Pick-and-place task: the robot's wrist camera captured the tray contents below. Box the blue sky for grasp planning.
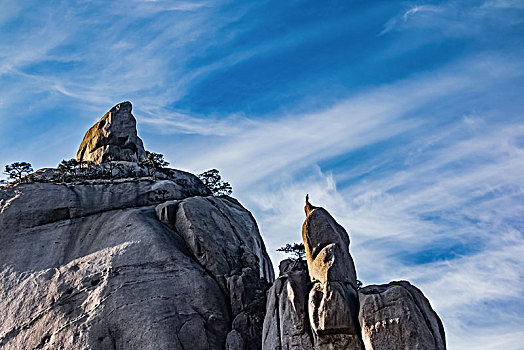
[1,0,523,348]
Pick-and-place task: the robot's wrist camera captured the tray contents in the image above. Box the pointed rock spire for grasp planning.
[304,194,318,217]
[76,101,146,164]
[301,198,362,349]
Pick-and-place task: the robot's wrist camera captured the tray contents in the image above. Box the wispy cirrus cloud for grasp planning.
[380,4,443,36]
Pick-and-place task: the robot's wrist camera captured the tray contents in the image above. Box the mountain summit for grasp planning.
[76,101,146,164]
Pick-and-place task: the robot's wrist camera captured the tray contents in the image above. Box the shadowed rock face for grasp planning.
[76,101,146,164]
[262,259,313,350]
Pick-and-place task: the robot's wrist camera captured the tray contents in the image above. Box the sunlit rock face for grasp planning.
[262,197,446,350]
[76,101,146,164]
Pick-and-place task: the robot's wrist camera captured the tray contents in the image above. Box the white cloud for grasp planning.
[402,5,443,22]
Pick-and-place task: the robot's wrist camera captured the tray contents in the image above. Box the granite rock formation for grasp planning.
[262,259,313,350]
[302,196,363,349]
[359,282,446,350]
[1,101,446,350]
[76,101,146,164]
[0,102,274,350]
[262,196,446,350]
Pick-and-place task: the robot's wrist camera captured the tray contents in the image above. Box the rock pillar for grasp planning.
[302,196,363,350]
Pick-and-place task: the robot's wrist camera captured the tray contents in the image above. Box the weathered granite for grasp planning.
[358,281,446,350]
[262,198,446,350]
[301,197,363,349]
[0,205,230,349]
[156,195,274,349]
[0,170,208,233]
[1,101,278,350]
[262,259,313,350]
[76,101,146,164]
[0,176,273,349]
[302,205,357,286]
[226,330,246,349]
[156,196,274,288]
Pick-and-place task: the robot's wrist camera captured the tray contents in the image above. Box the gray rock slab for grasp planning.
[0,206,229,350]
[262,261,313,350]
[0,173,208,233]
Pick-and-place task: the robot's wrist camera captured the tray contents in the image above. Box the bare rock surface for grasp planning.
[156,195,274,349]
[0,204,229,350]
[301,198,363,350]
[0,170,208,233]
[76,101,146,164]
[1,101,277,350]
[302,205,357,286]
[262,259,313,350]
[358,281,446,350]
[1,175,273,349]
[263,197,445,350]
[157,196,274,286]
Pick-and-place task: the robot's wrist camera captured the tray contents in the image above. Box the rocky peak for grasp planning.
[1,102,275,350]
[76,101,146,164]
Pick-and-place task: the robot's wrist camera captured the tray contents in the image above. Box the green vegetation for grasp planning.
[57,159,79,179]
[198,169,232,196]
[4,162,33,182]
[276,242,306,261]
[138,151,169,176]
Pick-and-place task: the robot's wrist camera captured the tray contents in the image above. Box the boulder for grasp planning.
[226,330,246,349]
[358,281,446,350]
[156,195,274,349]
[76,101,146,164]
[156,195,274,289]
[309,281,360,336]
